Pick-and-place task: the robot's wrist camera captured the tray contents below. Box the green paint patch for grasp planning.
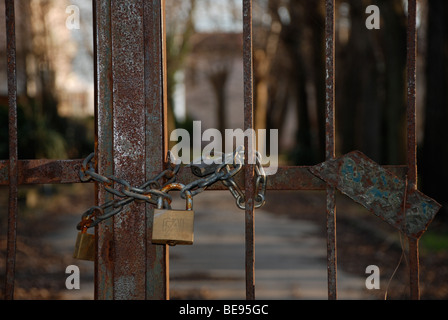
[420,231,448,253]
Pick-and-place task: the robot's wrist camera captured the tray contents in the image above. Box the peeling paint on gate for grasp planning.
[310,151,441,239]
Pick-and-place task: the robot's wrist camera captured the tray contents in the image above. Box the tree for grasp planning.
[207,62,231,135]
[254,0,325,164]
[421,0,448,220]
[166,0,197,133]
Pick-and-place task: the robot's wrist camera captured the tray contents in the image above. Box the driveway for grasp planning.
[169,191,367,299]
[55,190,367,300]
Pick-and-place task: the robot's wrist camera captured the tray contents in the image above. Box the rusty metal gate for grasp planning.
[2,0,440,300]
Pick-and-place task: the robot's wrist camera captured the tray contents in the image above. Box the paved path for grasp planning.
[170,191,366,300]
[54,191,367,300]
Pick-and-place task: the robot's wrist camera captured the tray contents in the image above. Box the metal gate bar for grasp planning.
[143,0,169,300]
[4,0,18,301]
[242,0,256,300]
[0,162,409,200]
[0,161,408,188]
[109,0,147,300]
[324,0,337,300]
[406,0,419,300]
[93,0,114,300]
[94,0,169,300]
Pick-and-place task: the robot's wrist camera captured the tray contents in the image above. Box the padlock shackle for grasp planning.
[76,206,104,230]
[158,183,193,210]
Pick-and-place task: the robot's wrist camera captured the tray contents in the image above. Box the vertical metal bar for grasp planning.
[243,0,255,300]
[144,0,169,300]
[406,0,420,300]
[94,0,114,300]
[4,0,18,300]
[406,0,417,189]
[111,0,146,300]
[408,238,419,299]
[325,0,337,300]
[95,0,168,300]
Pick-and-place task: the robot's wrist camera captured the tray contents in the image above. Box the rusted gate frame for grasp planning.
[325,0,337,300]
[406,0,419,300]
[2,0,420,300]
[4,0,18,301]
[243,0,255,300]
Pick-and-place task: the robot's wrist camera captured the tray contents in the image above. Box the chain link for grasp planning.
[180,147,244,197]
[77,147,267,229]
[77,152,179,229]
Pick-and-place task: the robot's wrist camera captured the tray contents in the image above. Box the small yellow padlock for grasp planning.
[73,216,95,261]
[152,183,194,246]
[73,227,95,261]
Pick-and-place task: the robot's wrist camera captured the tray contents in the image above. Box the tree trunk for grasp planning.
[422,0,448,219]
[337,0,382,162]
[379,0,407,164]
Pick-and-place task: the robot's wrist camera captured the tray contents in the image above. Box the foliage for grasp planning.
[0,98,93,160]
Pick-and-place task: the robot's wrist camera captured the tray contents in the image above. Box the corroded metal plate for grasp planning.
[310,151,441,239]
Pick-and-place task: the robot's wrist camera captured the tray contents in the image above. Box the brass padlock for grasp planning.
[152,183,194,246]
[73,225,95,261]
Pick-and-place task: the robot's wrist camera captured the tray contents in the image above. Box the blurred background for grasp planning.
[0,0,447,299]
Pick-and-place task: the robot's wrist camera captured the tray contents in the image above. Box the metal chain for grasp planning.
[182,147,267,209]
[195,148,267,210]
[181,147,244,198]
[77,152,179,229]
[77,147,267,229]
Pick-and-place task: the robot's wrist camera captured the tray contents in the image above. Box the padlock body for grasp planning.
[73,231,95,261]
[152,209,194,245]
